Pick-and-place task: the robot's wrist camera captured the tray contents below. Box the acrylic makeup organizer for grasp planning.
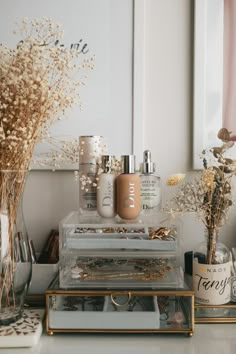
[46,211,194,336]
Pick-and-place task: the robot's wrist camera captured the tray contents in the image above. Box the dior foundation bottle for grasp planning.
[117,155,141,220]
[97,155,117,218]
[140,150,161,214]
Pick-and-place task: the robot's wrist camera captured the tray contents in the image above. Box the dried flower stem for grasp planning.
[0,170,26,308]
[206,227,217,264]
[0,17,94,311]
[167,128,236,264]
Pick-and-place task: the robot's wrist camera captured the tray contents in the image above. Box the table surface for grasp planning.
[0,323,235,354]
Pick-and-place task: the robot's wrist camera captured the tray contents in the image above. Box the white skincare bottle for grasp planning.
[140,150,161,214]
[97,155,117,218]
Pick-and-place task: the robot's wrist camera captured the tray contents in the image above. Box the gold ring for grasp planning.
[110,292,132,307]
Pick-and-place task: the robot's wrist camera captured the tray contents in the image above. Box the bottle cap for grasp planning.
[121,155,136,174]
[101,155,115,173]
[140,150,155,174]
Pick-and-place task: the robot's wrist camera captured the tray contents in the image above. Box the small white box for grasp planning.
[48,295,160,330]
[28,263,58,295]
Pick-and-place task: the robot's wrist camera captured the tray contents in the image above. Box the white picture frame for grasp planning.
[0,0,144,169]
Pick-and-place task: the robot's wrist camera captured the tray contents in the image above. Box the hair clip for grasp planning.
[149,227,175,240]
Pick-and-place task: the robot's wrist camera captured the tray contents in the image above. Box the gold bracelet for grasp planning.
[110,292,132,307]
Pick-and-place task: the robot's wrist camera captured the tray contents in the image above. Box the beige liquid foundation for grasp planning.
[117,155,141,220]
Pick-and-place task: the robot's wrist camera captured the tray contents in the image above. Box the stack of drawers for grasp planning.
[46,211,194,336]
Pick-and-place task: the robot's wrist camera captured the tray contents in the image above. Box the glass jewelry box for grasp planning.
[46,276,194,336]
[59,211,184,289]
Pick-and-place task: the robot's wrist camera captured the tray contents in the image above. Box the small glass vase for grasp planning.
[0,170,32,325]
[193,227,231,307]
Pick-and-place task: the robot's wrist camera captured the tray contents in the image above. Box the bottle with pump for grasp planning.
[116,155,141,220]
[140,150,161,214]
[97,155,117,218]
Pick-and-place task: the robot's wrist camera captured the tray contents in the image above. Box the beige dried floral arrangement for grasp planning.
[0,17,93,310]
[0,17,94,171]
[166,128,236,264]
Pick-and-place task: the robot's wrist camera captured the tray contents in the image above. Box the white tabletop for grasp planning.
[0,324,235,354]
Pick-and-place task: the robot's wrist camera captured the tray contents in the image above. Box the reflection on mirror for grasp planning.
[223,0,236,140]
[193,0,236,169]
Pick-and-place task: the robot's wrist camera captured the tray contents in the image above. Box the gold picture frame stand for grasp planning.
[195,302,236,323]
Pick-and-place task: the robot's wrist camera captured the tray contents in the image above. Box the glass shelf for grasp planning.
[59,210,182,228]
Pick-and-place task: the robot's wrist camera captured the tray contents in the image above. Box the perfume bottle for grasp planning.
[97,155,117,218]
[139,150,161,214]
[78,136,106,214]
[116,155,141,220]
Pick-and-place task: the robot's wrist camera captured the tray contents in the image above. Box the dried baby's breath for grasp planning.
[0,17,94,310]
[167,128,236,264]
[168,129,236,227]
[0,17,94,171]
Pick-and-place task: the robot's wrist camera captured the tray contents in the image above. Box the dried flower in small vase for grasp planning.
[166,128,236,265]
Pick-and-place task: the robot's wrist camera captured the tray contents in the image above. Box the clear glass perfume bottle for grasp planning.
[139,150,161,215]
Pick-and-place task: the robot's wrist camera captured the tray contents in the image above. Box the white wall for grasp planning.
[23,0,236,256]
[145,0,235,254]
[144,0,192,179]
[143,0,198,255]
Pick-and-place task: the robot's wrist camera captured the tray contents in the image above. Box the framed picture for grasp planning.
[0,0,144,169]
[193,0,236,169]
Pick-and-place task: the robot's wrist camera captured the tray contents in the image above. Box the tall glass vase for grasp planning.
[0,170,32,325]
